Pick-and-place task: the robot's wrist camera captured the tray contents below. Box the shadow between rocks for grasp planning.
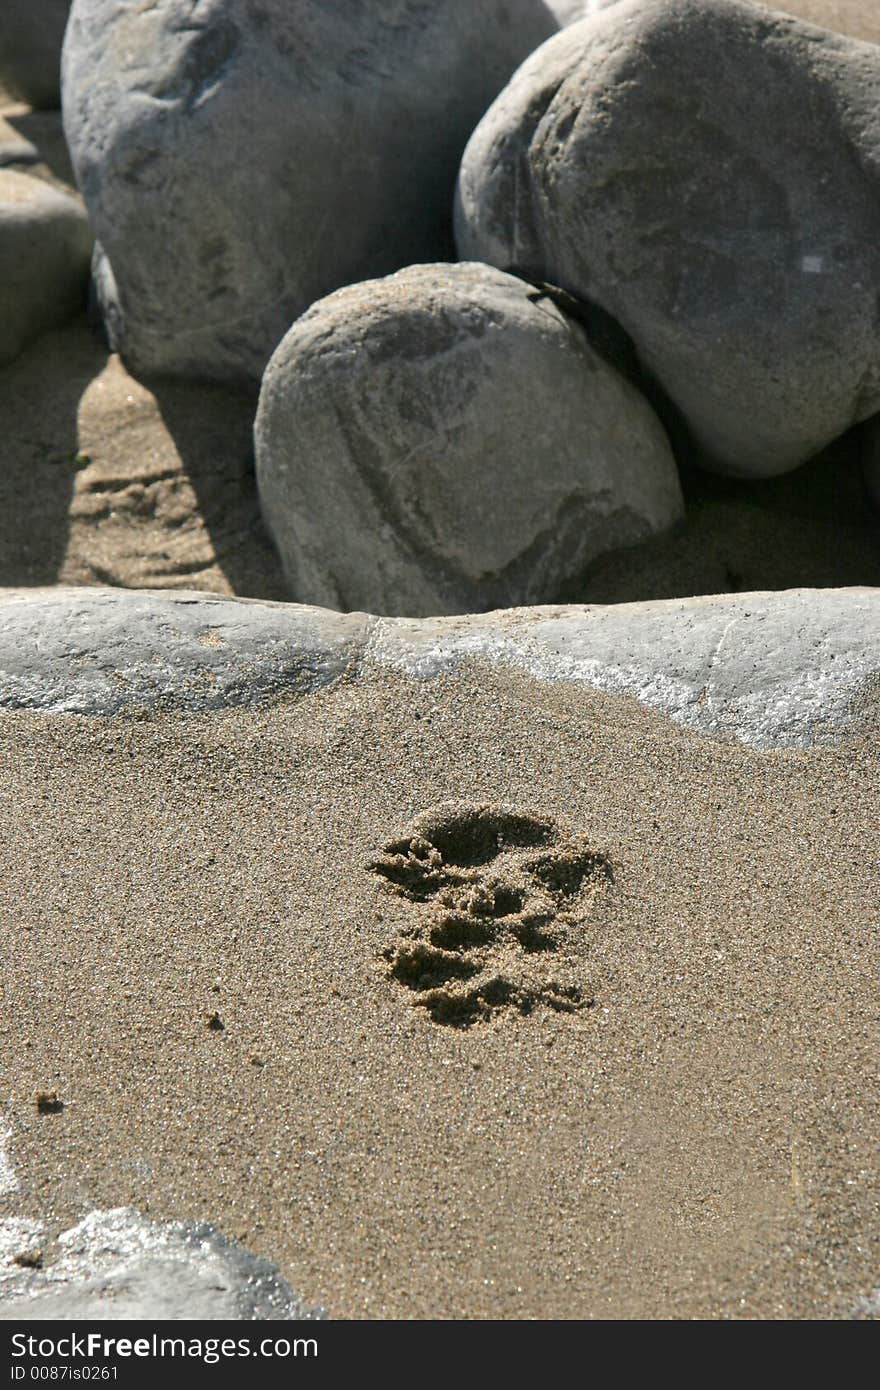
[0,318,102,585]
[147,379,288,601]
[3,108,75,188]
[565,428,880,607]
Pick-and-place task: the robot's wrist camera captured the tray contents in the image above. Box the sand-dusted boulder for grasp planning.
[456,0,880,477]
[254,263,683,618]
[61,0,559,384]
[0,2,70,109]
[0,170,91,366]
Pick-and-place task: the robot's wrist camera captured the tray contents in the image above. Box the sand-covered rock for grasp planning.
[0,585,876,749]
[61,0,558,384]
[0,169,90,366]
[0,2,70,110]
[255,263,683,617]
[456,0,880,477]
[0,1208,317,1320]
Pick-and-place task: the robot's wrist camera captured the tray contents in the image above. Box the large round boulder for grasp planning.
[61,0,559,385]
[0,169,91,366]
[456,0,880,477]
[254,263,684,618]
[0,2,70,110]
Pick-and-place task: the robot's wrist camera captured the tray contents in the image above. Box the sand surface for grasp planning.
[771,1,880,43]
[0,667,877,1320]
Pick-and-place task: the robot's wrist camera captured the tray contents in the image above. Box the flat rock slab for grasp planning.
[0,1208,318,1320]
[0,586,876,748]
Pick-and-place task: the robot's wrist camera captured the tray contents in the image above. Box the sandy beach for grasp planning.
[1,1,879,1325]
[1,665,876,1319]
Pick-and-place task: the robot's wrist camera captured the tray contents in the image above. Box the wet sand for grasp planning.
[0,666,876,1319]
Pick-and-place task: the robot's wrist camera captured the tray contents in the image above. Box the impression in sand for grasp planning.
[371,802,611,1028]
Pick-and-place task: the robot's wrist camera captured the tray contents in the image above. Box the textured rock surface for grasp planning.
[255,263,683,617]
[62,0,558,383]
[0,588,368,716]
[0,1208,318,1320]
[0,2,70,109]
[0,169,90,365]
[0,585,876,748]
[456,0,880,477]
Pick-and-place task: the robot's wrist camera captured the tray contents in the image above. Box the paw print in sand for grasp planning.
[369,802,612,1028]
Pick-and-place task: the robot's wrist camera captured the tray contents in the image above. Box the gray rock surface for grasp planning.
[456,0,880,477]
[0,585,877,749]
[61,0,558,384]
[0,587,369,716]
[0,2,70,109]
[0,169,91,365]
[0,1208,318,1320]
[255,262,684,617]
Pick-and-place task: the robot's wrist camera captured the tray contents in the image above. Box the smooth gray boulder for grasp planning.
[255,262,684,618]
[0,1208,319,1320]
[0,169,91,365]
[456,0,880,478]
[61,0,559,384]
[0,585,876,748]
[0,2,70,110]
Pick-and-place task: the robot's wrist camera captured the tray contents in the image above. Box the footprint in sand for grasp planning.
[369,802,612,1028]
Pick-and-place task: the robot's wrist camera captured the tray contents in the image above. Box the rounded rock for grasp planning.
[456,0,880,477]
[254,262,684,618]
[0,169,91,366]
[61,0,559,384]
[0,2,70,110]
